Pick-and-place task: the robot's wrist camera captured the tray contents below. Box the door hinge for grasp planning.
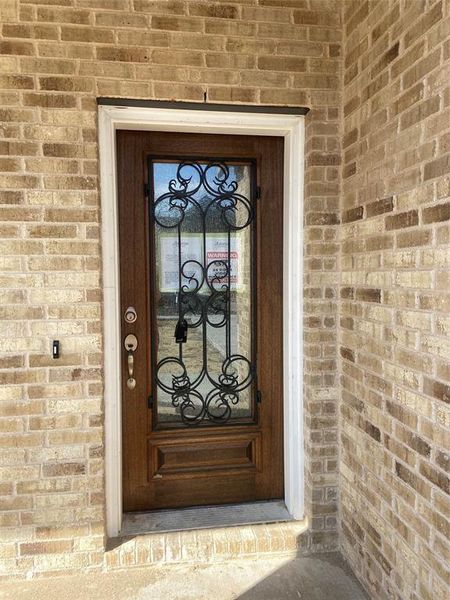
[147,395,153,409]
[256,186,261,199]
[256,390,262,404]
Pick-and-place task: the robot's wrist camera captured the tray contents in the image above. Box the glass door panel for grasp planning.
[149,160,256,427]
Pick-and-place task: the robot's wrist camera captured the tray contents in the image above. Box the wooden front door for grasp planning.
[117,130,284,512]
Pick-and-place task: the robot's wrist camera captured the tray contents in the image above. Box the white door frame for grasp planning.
[98,103,305,537]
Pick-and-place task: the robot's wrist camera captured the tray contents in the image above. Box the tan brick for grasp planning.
[397,229,432,248]
[294,73,337,90]
[424,155,450,181]
[27,224,78,238]
[95,46,151,63]
[0,40,34,56]
[36,8,90,25]
[0,107,36,122]
[341,205,362,222]
[0,158,22,172]
[385,210,418,230]
[207,86,258,104]
[115,29,169,48]
[422,202,450,224]
[294,9,340,27]
[365,197,393,217]
[244,6,292,24]
[355,288,381,303]
[39,76,94,93]
[23,93,78,109]
[0,79,21,98]
[20,541,73,556]
[204,19,256,37]
[189,4,238,19]
[42,462,86,478]
[258,56,306,72]
[423,378,450,404]
[0,174,40,190]
[225,36,276,56]
[151,15,202,32]
[0,0,18,22]
[0,75,34,90]
[133,0,185,13]
[260,88,308,105]
[152,48,204,66]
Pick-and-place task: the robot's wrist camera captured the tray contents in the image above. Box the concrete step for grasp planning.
[0,553,369,600]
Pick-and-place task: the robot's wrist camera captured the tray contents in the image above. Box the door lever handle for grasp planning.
[124,334,138,390]
[127,351,134,379]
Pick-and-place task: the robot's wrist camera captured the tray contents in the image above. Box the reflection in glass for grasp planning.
[151,161,255,427]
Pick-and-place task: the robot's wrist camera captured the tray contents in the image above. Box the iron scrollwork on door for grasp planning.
[150,160,256,426]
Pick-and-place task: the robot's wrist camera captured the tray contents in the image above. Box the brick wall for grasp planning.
[0,0,341,577]
[340,1,450,599]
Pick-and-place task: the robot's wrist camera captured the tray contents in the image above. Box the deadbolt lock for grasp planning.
[124,306,137,323]
[124,306,137,324]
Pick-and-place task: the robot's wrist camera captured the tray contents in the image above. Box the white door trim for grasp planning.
[98,104,305,538]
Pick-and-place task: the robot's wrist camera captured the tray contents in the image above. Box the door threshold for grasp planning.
[121,500,291,536]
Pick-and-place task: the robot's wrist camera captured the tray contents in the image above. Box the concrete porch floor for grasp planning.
[0,553,369,600]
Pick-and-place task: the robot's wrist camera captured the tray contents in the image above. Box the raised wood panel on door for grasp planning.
[117,130,284,512]
[149,433,261,478]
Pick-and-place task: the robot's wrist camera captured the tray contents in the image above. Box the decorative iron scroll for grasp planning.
[151,161,255,426]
